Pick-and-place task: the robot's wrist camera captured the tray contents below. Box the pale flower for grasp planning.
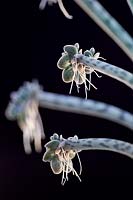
[57,43,104,99]
[43,133,82,185]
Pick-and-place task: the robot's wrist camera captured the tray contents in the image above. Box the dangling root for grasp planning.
[56,148,81,185]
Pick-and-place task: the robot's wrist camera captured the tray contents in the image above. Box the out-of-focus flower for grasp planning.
[5,81,45,154]
[57,43,104,99]
[39,0,73,19]
[43,133,81,185]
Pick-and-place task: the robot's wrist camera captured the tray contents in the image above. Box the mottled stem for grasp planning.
[38,91,133,130]
[75,54,133,89]
[63,138,133,159]
[74,0,133,61]
[127,0,133,14]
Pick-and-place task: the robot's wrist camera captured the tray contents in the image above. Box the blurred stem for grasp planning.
[38,91,133,130]
[75,54,133,89]
[63,138,133,159]
[127,0,133,14]
[74,0,133,61]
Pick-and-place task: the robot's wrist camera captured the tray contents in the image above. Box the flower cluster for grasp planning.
[5,81,45,154]
[57,43,104,99]
[43,133,81,185]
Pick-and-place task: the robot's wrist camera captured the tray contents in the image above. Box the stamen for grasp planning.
[61,163,65,185]
[84,78,88,99]
[76,82,80,93]
[93,70,102,78]
[56,147,81,185]
[98,57,106,60]
[69,64,77,94]
[76,152,82,175]
[79,72,97,89]
[89,72,91,91]
[69,80,74,94]
[58,0,73,19]
[70,166,82,182]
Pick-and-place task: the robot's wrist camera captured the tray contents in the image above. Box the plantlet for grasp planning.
[57,43,104,99]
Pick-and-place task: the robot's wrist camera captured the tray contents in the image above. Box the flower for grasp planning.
[43,133,81,185]
[5,81,45,154]
[57,43,104,99]
[39,0,73,19]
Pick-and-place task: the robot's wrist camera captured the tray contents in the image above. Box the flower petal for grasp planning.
[62,66,74,83]
[57,54,70,69]
[89,47,95,55]
[94,52,100,59]
[63,45,78,59]
[69,150,76,159]
[84,50,92,57]
[45,140,60,149]
[50,157,63,174]
[43,149,56,162]
[50,133,59,140]
[74,43,79,50]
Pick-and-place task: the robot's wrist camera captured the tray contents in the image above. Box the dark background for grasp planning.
[1,0,133,199]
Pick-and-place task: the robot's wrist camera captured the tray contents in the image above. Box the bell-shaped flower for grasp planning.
[43,133,82,185]
[57,44,104,98]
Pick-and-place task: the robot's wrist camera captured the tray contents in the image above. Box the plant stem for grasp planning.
[63,137,133,159]
[75,54,133,89]
[38,91,133,130]
[74,0,133,61]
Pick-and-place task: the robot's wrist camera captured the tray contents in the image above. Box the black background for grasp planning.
[1,0,133,199]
